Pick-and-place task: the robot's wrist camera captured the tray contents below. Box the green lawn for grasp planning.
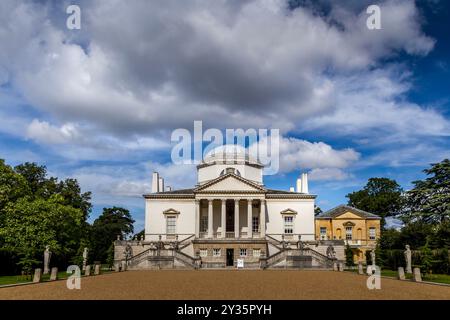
[346,268,450,284]
[0,275,32,286]
[0,269,112,287]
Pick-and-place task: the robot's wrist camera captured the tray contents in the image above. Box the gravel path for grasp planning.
[0,270,449,300]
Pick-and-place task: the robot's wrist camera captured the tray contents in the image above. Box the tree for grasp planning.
[346,178,403,228]
[0,160,30,214]
[91,207,135,262]
[401,159,450,225]
[314,205,323,216]
[345,244,354,266]
[378,228,402,250]
[420,241,433,274]
[14,162,47,196]
[429,221,450,249]
[0,195,85,272]
[14,163,92,219]
[56,178,92,220]
[398,221,433,249]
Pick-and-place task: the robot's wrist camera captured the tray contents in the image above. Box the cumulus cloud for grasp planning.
[250,136,360,179]
[0,0,441,142]
[27,119,80,144]
[0,0,448,193]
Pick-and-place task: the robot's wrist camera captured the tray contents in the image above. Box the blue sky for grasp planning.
[1,0,449,231]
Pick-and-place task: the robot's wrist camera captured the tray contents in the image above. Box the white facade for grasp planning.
[144,147,316,242]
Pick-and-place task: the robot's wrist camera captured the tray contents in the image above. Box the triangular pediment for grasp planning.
[336,211,363,220]
[195,173,266,192]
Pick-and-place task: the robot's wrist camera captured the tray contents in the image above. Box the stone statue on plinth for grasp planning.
[326,244,336,259]
[370,249,376,266]
[43,246,52,275]
[404,244,412,274]
[124,244,133,261]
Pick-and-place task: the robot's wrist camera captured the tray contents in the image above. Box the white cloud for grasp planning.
[308,168,352,181]
[0,0,441,143]
[250,136,360,179]
[27,119,80,144]
[277,137,360,172]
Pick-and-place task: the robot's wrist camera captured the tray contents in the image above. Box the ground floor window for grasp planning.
[240,248,247,257]
[213,248,221,257]
[253,249,261,257]
[199,249,208,257]
[320,227,327,240]
[284,216,293,234]
[166,216,176,234]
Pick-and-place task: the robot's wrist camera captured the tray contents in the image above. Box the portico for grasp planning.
[196,198,266,239]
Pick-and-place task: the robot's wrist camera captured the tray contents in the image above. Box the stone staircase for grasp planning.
[262,236,336,269]
[126,237,199,270]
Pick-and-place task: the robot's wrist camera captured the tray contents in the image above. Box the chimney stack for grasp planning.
[158,177,164,193]
[301,172,309,194]
[152,172,159,193]
[296,176,302,193]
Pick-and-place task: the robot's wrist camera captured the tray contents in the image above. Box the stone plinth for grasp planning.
[33,268,42,283]
[121,261,127,271]
[50,267,58,281]
[94,264,101,275]
[397,267,405,280]
[333,262,338,271]
[413,268,422,282]
[85,265,91,276]
[358,262,363,275]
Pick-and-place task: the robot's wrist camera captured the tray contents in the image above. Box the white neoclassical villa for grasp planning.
[114,146,344,269]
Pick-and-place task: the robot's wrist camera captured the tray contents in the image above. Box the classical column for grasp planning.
[208,199,213,238]
[234,199,240,238]
[195,200,200,238]
[221,199,226,238]
[247,199,253,239]
[260,200,266,237]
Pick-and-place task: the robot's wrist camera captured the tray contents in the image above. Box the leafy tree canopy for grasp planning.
[91,207,135,262]
[0,195,84,271]
[401,159,450,225]
[346,177,403,228]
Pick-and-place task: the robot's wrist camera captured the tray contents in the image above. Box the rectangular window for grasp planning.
[320,227,327,240]
[240,248,247,257]
[200,215,208,233]
[213,248,221,257]
[369,227,376,240]
[199,249,208,257]
[252,216,259,233]
[166,216,176,234]
[345,226,352,240]
[253,249,261,258]
[284,216,294,234]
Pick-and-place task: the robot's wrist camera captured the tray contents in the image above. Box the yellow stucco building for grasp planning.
[315,205,381,263]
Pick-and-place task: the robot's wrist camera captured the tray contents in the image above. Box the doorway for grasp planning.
[226,249,234,266]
